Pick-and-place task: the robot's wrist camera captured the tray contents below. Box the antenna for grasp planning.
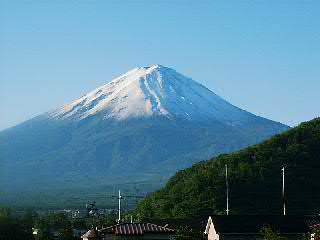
[282,167,286,216]
[225,164,229,215]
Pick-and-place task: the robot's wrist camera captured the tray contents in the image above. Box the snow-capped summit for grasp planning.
[50,65,250,124]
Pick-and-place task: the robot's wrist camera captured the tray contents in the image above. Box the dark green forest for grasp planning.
[0,207,107,240]
[135,118,320,219]
[0,208,33,240]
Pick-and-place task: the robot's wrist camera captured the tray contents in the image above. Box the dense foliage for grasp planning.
[0,208,33,240]
[260,226,287,240]
[135,118,320,219]
[34,213,75,240]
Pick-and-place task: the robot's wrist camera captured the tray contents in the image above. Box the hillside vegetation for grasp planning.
[136,118,320,219]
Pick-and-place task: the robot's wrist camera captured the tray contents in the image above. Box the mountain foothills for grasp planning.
[135,118,320,219]
[0,65,288,206]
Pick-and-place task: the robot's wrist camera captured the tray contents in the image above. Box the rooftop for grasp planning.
[99,223,175,236]
[206,215,320,234]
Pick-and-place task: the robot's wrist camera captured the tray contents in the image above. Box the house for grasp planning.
[310,223,320,240]
[81,229,97,240]
[81,223,175,240]
[204,215,320,240]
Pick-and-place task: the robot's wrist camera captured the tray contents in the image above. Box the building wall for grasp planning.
[207,222,219,240]
[82,237,96,240]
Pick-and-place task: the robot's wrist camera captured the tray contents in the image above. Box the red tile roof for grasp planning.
[100,223,175,236]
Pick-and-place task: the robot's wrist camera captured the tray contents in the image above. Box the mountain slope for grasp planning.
[135,118,320,218]
[0,65,288,206]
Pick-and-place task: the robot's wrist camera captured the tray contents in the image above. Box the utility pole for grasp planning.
[282,167,286,216]
[225,164,229,216]
[108,190,145,224]
[118,190,122,223]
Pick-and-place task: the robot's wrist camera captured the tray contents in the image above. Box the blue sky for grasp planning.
[0,1,319,130]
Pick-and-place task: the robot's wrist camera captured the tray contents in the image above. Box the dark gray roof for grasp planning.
[208,215,320,234]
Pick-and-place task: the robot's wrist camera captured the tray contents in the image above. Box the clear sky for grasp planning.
[0,1,319,130]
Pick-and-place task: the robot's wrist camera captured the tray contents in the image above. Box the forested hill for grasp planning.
[135,118,320,219]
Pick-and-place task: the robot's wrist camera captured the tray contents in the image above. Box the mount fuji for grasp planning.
[0,65,288,206]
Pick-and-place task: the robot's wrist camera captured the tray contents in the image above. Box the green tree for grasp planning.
[60,221,74,240]
[260,225,287,240]
[0,208,33,240]
[175,225,205,240]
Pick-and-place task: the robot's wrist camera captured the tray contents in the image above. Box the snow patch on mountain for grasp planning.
[49,64,252,124]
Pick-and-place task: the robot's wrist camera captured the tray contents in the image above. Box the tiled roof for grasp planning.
[310,223,320,229]
[100,223,175,236]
